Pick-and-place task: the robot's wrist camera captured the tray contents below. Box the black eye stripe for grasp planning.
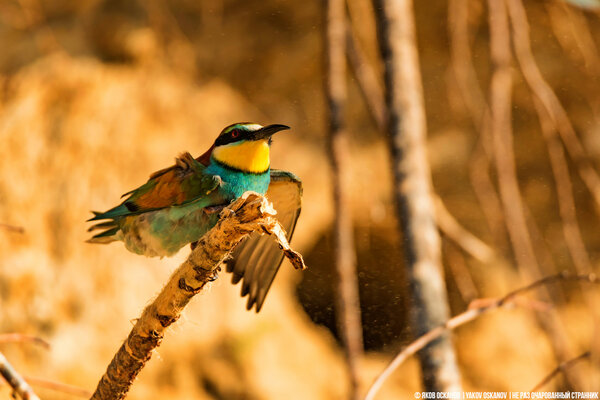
[215,129,245,146]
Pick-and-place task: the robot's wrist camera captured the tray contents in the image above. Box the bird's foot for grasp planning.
[203,204,226,215]
[208,267,220,282]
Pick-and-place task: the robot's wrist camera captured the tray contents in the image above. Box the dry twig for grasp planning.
[434,196,496,264]
[364,272,600,400]
[90,192,305,400]
[531,351,591,392]
[0,352,40,400]
[0,334,49,349]
[0,223,25,234]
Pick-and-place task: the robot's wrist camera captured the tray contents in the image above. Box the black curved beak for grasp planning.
[251,124,290,140]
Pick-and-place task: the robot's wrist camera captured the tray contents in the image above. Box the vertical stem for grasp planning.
[487,0,538,274]
[325,0,364,398]
[487,0,584,389]
[372,0,462,392]
[447,0,509,251]
[505,0,600,216]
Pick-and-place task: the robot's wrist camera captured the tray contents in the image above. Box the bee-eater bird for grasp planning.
[87,123,302,312]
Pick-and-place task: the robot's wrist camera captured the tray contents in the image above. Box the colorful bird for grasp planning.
[87,123,302,312]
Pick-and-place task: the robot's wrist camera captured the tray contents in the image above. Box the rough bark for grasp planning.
[90,192,305,400]
[371,0,462,392]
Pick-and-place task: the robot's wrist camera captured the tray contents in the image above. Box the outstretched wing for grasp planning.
[226,170,302,312]
[88,152,221,240]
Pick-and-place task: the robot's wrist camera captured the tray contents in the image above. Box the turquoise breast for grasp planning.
[206,162,271,200]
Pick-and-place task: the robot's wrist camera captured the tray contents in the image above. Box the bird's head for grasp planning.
[211,123,290,173]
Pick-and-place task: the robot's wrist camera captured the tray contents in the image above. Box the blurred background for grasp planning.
[1,0,600,398]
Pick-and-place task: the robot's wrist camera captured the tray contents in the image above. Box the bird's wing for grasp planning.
[89,152,221,222]
[225,169,302,312]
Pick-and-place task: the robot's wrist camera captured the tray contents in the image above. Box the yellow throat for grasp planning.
[212,139,270,173]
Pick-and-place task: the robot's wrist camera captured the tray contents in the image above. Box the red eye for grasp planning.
[231,130,240,138]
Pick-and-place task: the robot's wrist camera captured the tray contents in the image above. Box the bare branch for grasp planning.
[0,223,25,234]
[345,20,386,130]
[506,0,600,215]
[325,1,364,398]
[0,352,41,400]
[25,375,92,398]
[364,272,600,400]
[488,0,539,278]
[533,100,593,275]
[531,351,591,392]
[0,334,50,350]
[434,196,496,264]
[444,242,479,302]
[90,192,305,400]
[447,0,508,251]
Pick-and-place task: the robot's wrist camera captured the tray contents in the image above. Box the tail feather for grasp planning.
[86,226,120,244]
[87,221,117,232]
[87,204,130,221]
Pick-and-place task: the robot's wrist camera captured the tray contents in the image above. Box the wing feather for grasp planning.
[226,170,302,312]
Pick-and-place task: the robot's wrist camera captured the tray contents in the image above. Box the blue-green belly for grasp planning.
[118,199,222,257]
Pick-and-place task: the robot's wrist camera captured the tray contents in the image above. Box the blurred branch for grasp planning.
[490,0,584,389]
[0,334,49,349]
[345,21,386,130]
[448,0,487,124]
[345,4,500,270]
[434,196,496,264]
[506,0,600,215]
[364,272,600,400]
[90,193,306,400]
[545,2,600,119]
[447,0,508,252]
[488,0,538,278]
[545,2,600,77]
[0,223,25,234]
[0,352,40,400]
[25,375,92,398]
[531,351,591,392]
[444,241,479,303]
[325,1,364,398]
[372,0,461,392]
[468,119,509,252]
[533,100,592,275]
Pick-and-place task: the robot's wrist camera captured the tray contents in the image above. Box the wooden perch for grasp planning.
[90,192,305,400]
[0,351,40,400]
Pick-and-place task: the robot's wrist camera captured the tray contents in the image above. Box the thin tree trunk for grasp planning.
[371,0,462,392]
[325,0,364,398]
